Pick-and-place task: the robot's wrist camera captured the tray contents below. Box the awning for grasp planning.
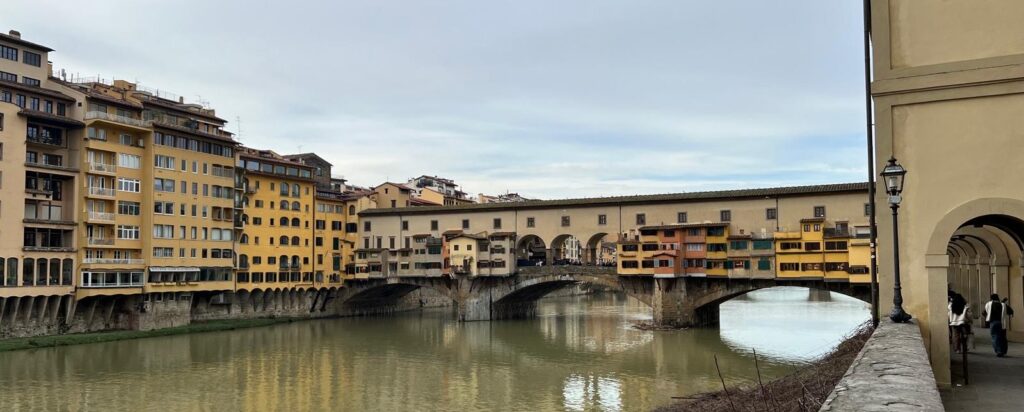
[149,267,201,272]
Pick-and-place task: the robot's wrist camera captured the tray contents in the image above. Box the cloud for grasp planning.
[5,0,868,198]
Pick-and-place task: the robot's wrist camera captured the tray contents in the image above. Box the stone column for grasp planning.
[652,278,698,327]
[457,296,492,321]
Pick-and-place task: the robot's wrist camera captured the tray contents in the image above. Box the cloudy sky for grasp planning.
[5,0,867,199]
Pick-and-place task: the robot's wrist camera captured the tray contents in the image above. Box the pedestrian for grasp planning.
[948,293,970,353]
[983,294,1010,357]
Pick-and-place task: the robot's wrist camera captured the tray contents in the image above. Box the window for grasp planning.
[154,201,174,215]
[117,225,140,239]
[119,134,134,146]
[686,244,703,251]
[814,206,826,218]
[493,218,501,229]
[780,242,801,250]
[720,210,731,222]
[153,247,174,258]
[154,178,175,192]
[636,213,646,225]
[117,178,140,193]
[0,71,16,82]
[780,263,799,271]
[118,201,140,215]
[730,240,748,250]
[757,259,772,271]
[825,262,848,272]
[118,153,141,169]
[621,260,639,269]
[804,242,821,251]
[766,208,777,220]
[87,127,107,141]
[23,51,41,67]
[462,219,469,229]
[598,214,607,225]
[0,45,17,61]
[153,225,175,239]
[363,221,371,232]
[155,155,175,169]
[22,77,40,87]
[825,241,848,251]
[430,220,438,231]
[864,203,872,216]
[801,263,823,271]
[677,212,687,223]
[527,217,535,228]
[752,240,773,250]
[561,216,570,227]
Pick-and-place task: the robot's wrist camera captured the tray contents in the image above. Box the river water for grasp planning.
[0,287,869,411]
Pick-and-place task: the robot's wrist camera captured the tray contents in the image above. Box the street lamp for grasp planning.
[881,157,912,323]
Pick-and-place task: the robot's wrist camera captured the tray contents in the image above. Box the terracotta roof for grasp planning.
[441,229,463,235]
[411,234,433,238]
[449,233,487,241]
[411,197,441,206]
[85,91,143,109]
[0,32,54,52]
[489,232,517,238]
[800,217,827,223]
[0,79,76,102]
[727,234,753,240]
[361,182,869,216]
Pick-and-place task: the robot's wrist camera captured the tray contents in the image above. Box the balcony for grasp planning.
[88,211,115,222]
[82,258,145,265]
[88,187,115,198]
[245,186,256,194]
[81,272,144,288]
[25,160,78,173]
[88,237,115,246]
[85,111,149,128]
[88,162,117,174]
[23,246,75,253]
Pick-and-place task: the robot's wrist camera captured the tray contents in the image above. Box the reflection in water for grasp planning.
[0,287,869,411]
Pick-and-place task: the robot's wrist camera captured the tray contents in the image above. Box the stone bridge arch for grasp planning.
[332,278,461,316]
[673,279,872,327]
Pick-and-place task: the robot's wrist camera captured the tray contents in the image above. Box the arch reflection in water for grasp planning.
[0,289,868,411]
[718,286,872,362]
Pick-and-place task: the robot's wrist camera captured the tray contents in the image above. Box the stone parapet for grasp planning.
[819,321,944,411]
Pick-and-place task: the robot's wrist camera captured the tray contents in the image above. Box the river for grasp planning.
[0,286,870,411]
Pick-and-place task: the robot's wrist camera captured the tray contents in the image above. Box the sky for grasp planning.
[4,1,868,199]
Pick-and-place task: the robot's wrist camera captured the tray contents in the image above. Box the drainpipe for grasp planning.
[863,0,880,325]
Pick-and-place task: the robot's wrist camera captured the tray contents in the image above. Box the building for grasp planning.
[235,148,317,289]
[417,187,474,207]
[372,182,413,209]
[478,192,532,204]
[360,183,874,285]
[0,30,80,316]
[870,1,1024,387]
[407,175,473,206]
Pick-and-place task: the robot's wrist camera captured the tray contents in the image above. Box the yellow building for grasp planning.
[372,182,413,209]
[55,78,239,300]
[0,31,80,313]
[235,148,316,290]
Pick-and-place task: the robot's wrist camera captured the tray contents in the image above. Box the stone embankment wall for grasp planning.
[1,286,455,340]
[819,321,944,411]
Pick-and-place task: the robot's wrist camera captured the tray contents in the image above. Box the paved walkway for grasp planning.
[942,327,1024,411]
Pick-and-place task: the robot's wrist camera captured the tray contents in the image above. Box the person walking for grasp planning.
[948,293,970,353]
[983,294,1010,357]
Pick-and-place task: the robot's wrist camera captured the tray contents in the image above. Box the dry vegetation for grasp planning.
[656,322,874,412]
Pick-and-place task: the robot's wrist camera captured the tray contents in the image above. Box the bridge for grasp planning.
[333,265,871,326]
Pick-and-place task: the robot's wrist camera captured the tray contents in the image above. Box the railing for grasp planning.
[27,134,65,147]
[88,237,115,246]
[88,162,117,173]
[210,168,234,179]
[82,258,144,265]
[88,187,115,197]
[88,211,115,221]
[80,272,144,288]
[25,160,77,171]
[84,111,149,128]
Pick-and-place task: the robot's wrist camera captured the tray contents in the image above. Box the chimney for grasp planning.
[9,30,21,38]
[179,96,184,104]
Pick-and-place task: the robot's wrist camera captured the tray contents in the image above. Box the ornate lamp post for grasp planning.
[881,157,912,323]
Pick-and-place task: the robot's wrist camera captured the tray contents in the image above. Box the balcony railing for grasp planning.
[88,187,115,197]
[88,237,115,246]
[82,258,145,265]
[88,162,117,173]
[88,211,115,221]
[85,111,149,128]
[27,134,65,147]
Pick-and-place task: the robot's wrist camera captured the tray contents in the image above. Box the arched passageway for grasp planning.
[584,232,613,266]
[516,235,547,266]
[550,234,582,265]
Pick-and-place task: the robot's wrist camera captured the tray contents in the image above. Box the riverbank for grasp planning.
[656,321,874,412]
[0,317,300,353]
